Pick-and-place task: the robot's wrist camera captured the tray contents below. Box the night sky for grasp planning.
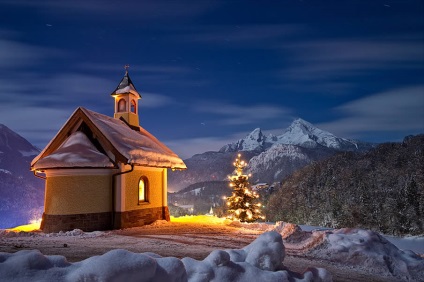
[0,0,423,159]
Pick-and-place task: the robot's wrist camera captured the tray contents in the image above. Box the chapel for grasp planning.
[31,69,186,233]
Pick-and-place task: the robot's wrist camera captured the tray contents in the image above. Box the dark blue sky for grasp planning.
[0,0,423,158]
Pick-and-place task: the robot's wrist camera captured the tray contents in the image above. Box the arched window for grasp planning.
[138,177,148,203]
[130,100,136,114]
[118,99,126,112]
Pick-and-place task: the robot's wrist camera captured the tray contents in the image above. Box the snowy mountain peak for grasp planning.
[276,118,361,150]
[219,128,266,152]
[219,118,372,153]
[0,123,40,156]
[277,118,338,148]
[246,128,264,142]
[289,118,315,132]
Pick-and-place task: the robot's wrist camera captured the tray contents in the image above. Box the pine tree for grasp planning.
[226,154,264,222]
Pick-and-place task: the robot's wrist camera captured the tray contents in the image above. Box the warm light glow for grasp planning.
[226,153,264,223]
[8,218,42,232]
[170,215,229,225]
[139,178,145,202]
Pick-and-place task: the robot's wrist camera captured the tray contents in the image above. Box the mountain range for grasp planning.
[0,124,43,228]
[168,118,374,191]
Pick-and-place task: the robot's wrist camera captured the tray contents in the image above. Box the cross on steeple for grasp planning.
[124,64,130,74]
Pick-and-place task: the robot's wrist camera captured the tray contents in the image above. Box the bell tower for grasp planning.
[110,65,141,128]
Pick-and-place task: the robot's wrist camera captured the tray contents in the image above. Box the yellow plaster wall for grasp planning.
[124,168,165,211]
[114,112,140,127]
[45,175,112,215]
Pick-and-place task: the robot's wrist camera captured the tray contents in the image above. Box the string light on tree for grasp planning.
[226,154,265,222]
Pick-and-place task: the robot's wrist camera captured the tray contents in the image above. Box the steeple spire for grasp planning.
[111,66,142,128]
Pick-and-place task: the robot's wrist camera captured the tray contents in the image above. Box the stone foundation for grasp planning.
[40,207,170,233]
[114,206,170,229]
[41,212,112,233]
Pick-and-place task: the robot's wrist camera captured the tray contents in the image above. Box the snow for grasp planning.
[220,118,362,153]
[299,225,424,254]
[82,108,186,169]
[0,169,12,175]
[1,217,423,281]
[185,187,204,196]
[0,231,331,282]
[249,144,308,168]
[31,107,186,170]
[18,149,39,157]
[316,228,424,280]
[385,235,424,254]
[33,131,115,169]
[115,85,136,94]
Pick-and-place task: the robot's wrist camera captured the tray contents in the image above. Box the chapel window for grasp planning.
[130,100,136,114]
[118,99,126,112]
[138,177,148,203]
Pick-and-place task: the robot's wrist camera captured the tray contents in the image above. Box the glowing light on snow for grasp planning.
[8,218,42,232]
[170,215,229,225]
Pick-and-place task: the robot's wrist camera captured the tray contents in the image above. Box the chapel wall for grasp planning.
[44,174,112,215]
[123,167,165,211]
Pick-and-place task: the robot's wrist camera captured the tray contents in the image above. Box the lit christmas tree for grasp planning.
[226,154,264,222]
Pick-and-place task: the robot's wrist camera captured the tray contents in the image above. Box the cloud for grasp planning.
[141,92,175,108]
[0,39,61,69]
[194,101,291,125]
[0,106,71,149]
[281,38,423,82]
[317,86,424,139]
[164,131,250,159]
[0,72,117,148]
[0,73,114,108]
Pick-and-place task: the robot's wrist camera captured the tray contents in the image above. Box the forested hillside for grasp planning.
[266,134,424,236]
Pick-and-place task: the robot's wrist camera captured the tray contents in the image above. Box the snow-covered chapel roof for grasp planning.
[31,107,186,170]
[33,131,115,169]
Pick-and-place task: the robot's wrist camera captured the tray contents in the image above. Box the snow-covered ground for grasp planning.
[1,216,423,282]
[299,224,424,254]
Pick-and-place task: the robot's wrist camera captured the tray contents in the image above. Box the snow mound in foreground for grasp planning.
[0,231,331,282]
[306,228,424,281]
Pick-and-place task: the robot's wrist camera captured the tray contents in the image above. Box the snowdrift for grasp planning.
[276,223,424,281]
[0,231,331,282]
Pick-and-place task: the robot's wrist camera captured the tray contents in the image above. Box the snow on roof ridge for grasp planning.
[81,108,186,169]
[33,131,115,169]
